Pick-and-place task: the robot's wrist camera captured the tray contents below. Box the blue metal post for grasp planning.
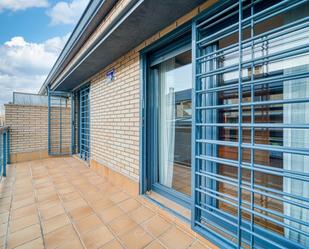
[237,1,243,247]
[71,92,75,155]
[3,132,6,177]
[47,86,51,155]
[7,129,10,164]
[191,19,197,228]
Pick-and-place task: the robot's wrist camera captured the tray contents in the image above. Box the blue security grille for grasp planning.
[192,1,309,248]
[79,85,90,161]
[48,90,72,156]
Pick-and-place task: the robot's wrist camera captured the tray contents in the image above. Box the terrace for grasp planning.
[0,1,308,248]
[0,156,216,249]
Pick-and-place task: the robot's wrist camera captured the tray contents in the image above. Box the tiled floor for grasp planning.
[0,157,215,249]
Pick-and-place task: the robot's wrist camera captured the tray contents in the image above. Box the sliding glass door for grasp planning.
[147,36,192,205]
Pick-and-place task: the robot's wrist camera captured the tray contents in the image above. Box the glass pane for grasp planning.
[154,50,192,196]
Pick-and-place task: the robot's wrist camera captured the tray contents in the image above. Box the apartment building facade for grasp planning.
[6,0,308,248]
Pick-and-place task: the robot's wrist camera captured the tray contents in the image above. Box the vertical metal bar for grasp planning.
[191,19,197,227]
[0,133,3,177]
[237,0,243,248]
[71,92,75,155]
[250,1,255,247]
[79,89,82,159]
[7,129,10,164]
[48,87,51,155]
[87,85,91,160]
[59,96,62,154]
[3,133,6,177]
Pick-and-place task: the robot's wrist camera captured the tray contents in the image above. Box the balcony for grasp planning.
[0,157,215,249]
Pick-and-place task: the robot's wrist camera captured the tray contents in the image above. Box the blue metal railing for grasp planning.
[0,126,10,180]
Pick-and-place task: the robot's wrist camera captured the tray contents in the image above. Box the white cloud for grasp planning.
[0,34,70,110]
[0,0,49,11]
[48,0,88,25]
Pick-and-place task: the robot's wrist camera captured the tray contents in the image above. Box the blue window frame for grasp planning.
[79,84,90,161]
[141,27,193,208]
[192,0,309,248]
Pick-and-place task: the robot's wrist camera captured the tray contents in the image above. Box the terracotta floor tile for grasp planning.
[119,226,153,249]
[118,198,141,213]
[37,195,60,209]
[0,201,11,213]
[56,183,72,190]
[189,240,213,249]
[12,196,35,210]
[34,181,53,189]
[7,224,41,249]
[58,187,75,195]
[36,193,59,203]
[63,198,88,211]
[91,198,114,212]
[0,223,7,237]
[83,191,104,203]
[14,237,44,249]
[42,213,70,234]
[130,206,155,224]
[60,191,80,202]
[36,186,55,196]
[99,205,125,223]
[0,235,5,248]
[39,203,65,220]
[143,215,172,238]
[144,240,167,249]
[159,226,195,249]
[100,239,124,249]
[0,212,9,224]
[11,205,37,220]
[13,192,33,202]
[74,214,103,234]
[69,206,93,221]
[109,215,137,236]
[81,225,114,249]
[57,239,84,249]
[4,158,217,249]
[109,192,130,204]
[44,224,78,249]
[10,214,39,233]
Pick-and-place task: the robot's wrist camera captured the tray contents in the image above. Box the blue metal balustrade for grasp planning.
[0,126,10,180]
[192,0,309,248]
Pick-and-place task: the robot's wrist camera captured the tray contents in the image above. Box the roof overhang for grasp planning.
[47,0,207,92]
[39,0,117,94]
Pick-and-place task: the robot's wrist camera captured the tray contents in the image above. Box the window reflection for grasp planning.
[154,50,192,196]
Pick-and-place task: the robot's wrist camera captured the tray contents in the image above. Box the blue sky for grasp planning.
[0,0,89,114]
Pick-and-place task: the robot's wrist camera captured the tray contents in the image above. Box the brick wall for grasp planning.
[90,51,140,181]
[89,0,217,182]
[5,104,48,162]
[4,104,71,162]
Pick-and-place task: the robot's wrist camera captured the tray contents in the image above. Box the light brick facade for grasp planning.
[4,104,49,162]
[4,104,71,162]
[90,51,140,181]
[89,0,217,182]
